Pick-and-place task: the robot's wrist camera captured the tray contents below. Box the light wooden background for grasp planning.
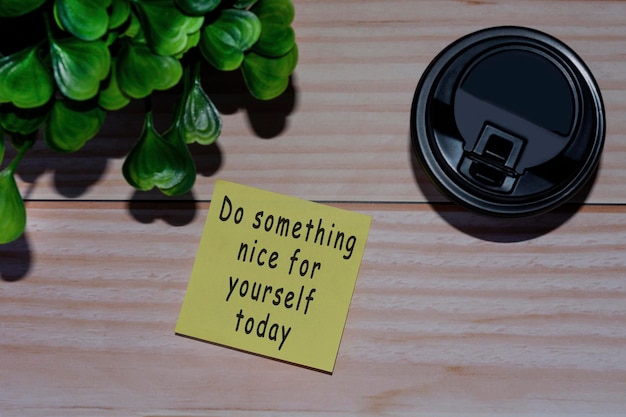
[2,1,626,416]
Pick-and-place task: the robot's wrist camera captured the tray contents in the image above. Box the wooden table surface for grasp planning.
[2,1,626,416]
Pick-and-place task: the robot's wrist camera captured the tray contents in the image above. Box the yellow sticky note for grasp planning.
[176,180,371,373]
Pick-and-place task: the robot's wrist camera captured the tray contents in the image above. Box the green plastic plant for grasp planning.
[0,0,298,244]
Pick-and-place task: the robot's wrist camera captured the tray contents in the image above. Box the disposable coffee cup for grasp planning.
[411,26,605,217]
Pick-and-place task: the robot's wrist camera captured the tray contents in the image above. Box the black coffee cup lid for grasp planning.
[411,26,605,217]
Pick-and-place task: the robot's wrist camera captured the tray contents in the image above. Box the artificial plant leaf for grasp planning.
[0,0,46,17]
[175,30,201,59]
[159,126,196,195]
[0,166,26,244]
[251,0,295,58]
[233,0,258,8]
[108,0,131,29]
[117,40,183,99]
[0,124,4,165]
[124,10,142,38]
[44,99,106,152]
[200,9,261,71]
[122,111,187,191]
[174,0,221,16]
[50,37,111,101]
[98,57,131,110]
[54,0,112,41]
[0,130,32,245]
[176,66,221,145]
[242,45,297,100]
[9,131,36,152]
[133,0,204,57]
[0,47,54,108]
[104,30,117,46]
[0,102,51,135]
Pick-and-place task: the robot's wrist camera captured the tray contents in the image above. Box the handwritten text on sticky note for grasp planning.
[175,181,371,373]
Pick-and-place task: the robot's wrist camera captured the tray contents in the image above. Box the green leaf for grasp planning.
[117,40,183,99]
[10,131,37,152]
[122,111,187,191]
[0,47,54,108]
[159,126,196,195]
[200,9,261,71]
[44,99,106,152]
[50,37,111,101]
[108,0,131,29]
[54,0,112,41]
[175,30,201,59]
[233,0,258,8]
[176,65,221,145]
[0,167,26,244]
[0,102,51,135]
[104,28,119,46]
[0,132,33,245]
[0,125,4,165]
[242,45,297,100]
[98,57,131,110]
[123,9,142,38]
[0,0,46,17]
[174,0,221,16]
[133,0,204,57]
[251,0,295,58]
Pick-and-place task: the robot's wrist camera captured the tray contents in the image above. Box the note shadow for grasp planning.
[408,134,596,243]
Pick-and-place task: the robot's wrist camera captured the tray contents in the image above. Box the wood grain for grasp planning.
[2,202,626,416]
[2,1,626,416]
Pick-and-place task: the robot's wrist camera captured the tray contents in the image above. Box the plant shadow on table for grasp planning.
[203,64,298,139]
[1,68,297,281]
[127,66,298,225]
[408,137,596,243]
